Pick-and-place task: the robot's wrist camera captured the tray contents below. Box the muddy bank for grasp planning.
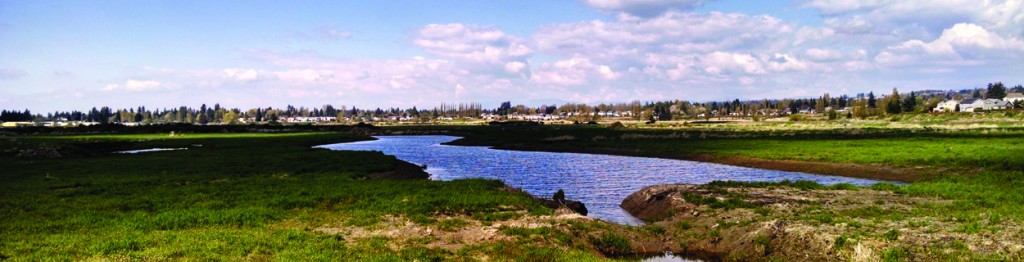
[685,154,933,183]
[620,184,1024,261]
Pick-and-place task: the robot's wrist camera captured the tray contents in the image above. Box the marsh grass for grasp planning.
[0,132,549,260]
[589,232,633,257]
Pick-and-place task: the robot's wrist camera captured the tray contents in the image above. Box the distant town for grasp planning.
[3,82,1022,128]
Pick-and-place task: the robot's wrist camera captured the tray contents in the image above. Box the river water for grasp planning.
[317,135,881,225]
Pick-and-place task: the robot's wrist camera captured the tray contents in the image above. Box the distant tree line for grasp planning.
[3,82,1022,124]
[0,110,36,122]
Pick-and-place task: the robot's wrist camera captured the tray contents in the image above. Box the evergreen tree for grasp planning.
[867,92,877,108]
[902,91,917,113]
[197,112,209,125]
[987,82,1007,99]
[886,88,902,114]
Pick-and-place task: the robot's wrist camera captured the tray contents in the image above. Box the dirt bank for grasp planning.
[620,184,1024,261]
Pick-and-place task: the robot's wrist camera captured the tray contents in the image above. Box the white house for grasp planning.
[959,99,985,112]
[934,99,959,112]
[1005,93,1023,105]
[986,99,1011,110]
[959,98,1011,112]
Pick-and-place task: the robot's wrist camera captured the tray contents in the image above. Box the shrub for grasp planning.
[676,221,693,230]
[589,232,633,257]
[883,229,899,241]
[754,235,770,247]
[956,221,982,234]
[882,246,911,262]
[607,121,625,129]
[834,235,848,251]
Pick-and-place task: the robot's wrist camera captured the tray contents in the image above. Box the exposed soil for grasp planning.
[314,210,594,254]
[686,154,934,183]
[621,184,1024,261]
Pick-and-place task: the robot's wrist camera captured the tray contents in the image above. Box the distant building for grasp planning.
[934,99,960,112]
[986,99,1011,110]
[1005,93,1024,104]
[959,98,1010,112]
[959,99,984,112]
[1,122,37,128]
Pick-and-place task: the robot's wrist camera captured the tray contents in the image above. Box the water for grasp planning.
[116,148,187,154]
[643,253,702,262]
[317,135,882,225]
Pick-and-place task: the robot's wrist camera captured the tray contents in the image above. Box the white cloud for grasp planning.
[533,11,793,63]
[766,53,808,72]
[455,83,466,98]
[530,56,620,85]
[597,65,620,80]
[803,0,887,15]
[414,23,532,65]
[583,0,707,17]
[702,52,765,75]
[504,61,527,74]
[806,0,1024,37]
[223,68,260,82]
[102,80,179,92]
[804,48,844,62]
[876,23,1024,65]
[273,69,335,83]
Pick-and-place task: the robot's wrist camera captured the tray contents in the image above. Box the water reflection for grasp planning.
[317,135,881,225]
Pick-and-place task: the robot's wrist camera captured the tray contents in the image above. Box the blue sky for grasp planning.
[2,0,1023,112]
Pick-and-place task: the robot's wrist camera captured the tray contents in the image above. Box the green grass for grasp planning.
[0,132,550,260]
[7,122,1024,260]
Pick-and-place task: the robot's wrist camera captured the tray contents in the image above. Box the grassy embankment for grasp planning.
[0,132,620,260]
[386,122,1024,260]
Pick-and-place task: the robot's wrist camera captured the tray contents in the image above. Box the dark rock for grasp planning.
[503,186,587,215]
[553,189,565,201]
[539,198,588,216]
[621,184,699,221]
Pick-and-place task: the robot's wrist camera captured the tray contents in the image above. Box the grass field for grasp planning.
[0,132,610,260]
[5,120,1024,260]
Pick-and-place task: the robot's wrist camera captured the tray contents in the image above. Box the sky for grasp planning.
[2,0,1023,112]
